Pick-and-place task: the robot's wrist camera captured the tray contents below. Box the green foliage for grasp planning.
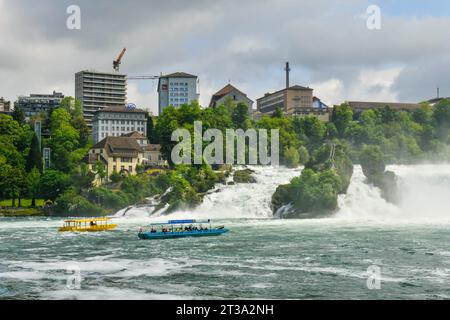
[54,188,103,216]
[232,102,250,130]
[88,188,129,210]
[12,105,25,125]
[298,146,310,165]
[283,146,300,168]
[39,170,70,201]
[359,145,385,177]
[25,134,43,173]
[332,102,353,137]
[233,169,256,184]
[279,168,342,216]
[26,168,41,207]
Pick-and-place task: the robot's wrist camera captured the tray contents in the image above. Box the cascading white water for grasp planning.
[166,166,302,220]
[336,164,450,223]
[114,164,450,223]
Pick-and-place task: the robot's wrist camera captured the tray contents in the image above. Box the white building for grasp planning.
[92,106,147,144]
[158,72,199,115]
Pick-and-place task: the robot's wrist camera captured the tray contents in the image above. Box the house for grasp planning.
[209,84,254,111]
[87,136,145,185]
[121,131,166,166]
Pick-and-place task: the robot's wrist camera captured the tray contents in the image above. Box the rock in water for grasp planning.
[233,169,257,184]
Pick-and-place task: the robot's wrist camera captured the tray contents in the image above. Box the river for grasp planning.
[1,165,450,299]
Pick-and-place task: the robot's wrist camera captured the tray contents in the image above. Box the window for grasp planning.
[113,165,117,172]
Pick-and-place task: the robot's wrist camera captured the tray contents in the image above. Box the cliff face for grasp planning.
[359,145,400,204]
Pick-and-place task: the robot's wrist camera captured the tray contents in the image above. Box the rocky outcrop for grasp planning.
[233,169,257,184]
[359,145,400,204]
[271,143,354,219]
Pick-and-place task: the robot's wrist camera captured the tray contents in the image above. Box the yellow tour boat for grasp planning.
[58,218,117,232]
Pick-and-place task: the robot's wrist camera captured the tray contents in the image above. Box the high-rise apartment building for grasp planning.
[158,72,199,115]
[15,91,64,119]
[75,70,127,127]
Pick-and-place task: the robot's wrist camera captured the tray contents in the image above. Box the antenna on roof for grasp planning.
[284,62,291,89]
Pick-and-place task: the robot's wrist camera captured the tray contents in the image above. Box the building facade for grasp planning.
[257,85,313,115]
[87,136,145,185]
[0,97,11,112]
[14,91,64,120]
[158,72,199,115]
[209,84,254,111]
[75,70,127,127]
[123,131,166,166]
[92,106,147,144]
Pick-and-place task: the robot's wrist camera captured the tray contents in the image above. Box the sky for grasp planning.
[1,0,450,115]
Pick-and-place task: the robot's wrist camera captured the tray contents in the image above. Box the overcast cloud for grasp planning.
[1,0,450,114]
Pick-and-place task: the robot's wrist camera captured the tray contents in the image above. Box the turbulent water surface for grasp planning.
[2,165,450,300]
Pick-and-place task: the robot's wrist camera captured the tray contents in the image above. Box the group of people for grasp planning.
[144,225,210,233]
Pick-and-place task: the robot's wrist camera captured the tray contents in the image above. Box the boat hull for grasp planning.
[138,229,229,240]
[58,224,117,232]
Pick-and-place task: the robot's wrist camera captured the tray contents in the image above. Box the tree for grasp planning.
[147,115,156,143]
[92,161,107,185]
[283,146,300,168]
[232,103,250,129]
[433,99,450,142]
[25,134,43,173]
[26,168,41,207]
[48,108,80,172]
[59,96,89,147]
[3,166,26,207]
[331,102,353,137]
[298,146,310,165]
[70,164,95,192]
[12,105,25,125]
[271,107,284,119]
[359,145,385,177]
[39,170,70,201]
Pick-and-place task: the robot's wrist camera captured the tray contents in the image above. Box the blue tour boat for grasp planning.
[138,219,229,240]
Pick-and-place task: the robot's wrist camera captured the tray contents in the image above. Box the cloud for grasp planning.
[1,0,450,113]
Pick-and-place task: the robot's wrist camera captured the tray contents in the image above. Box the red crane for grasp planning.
[113,48,127,72]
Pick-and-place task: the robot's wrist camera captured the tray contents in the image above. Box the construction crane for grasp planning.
[113,48,127,72]
[128,76,160,80]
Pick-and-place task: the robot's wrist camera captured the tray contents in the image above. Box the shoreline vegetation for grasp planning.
[2,97,450,218]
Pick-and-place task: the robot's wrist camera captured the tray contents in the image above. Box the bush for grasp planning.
[283,146,300,168]
[54,189,103,216]
[88,188,129,210]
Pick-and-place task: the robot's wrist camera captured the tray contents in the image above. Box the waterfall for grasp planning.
[114,164,450,223]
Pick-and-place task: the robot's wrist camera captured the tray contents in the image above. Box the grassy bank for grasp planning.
[0,199,46,217]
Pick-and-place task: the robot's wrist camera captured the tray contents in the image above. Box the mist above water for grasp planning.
[114,164,450,224]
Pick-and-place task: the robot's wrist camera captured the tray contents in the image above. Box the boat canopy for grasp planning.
[64,218,112,223]
[148,219,212,226]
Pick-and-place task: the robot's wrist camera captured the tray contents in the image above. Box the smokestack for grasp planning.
[285,62,291,89]
[437,87,440,99]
